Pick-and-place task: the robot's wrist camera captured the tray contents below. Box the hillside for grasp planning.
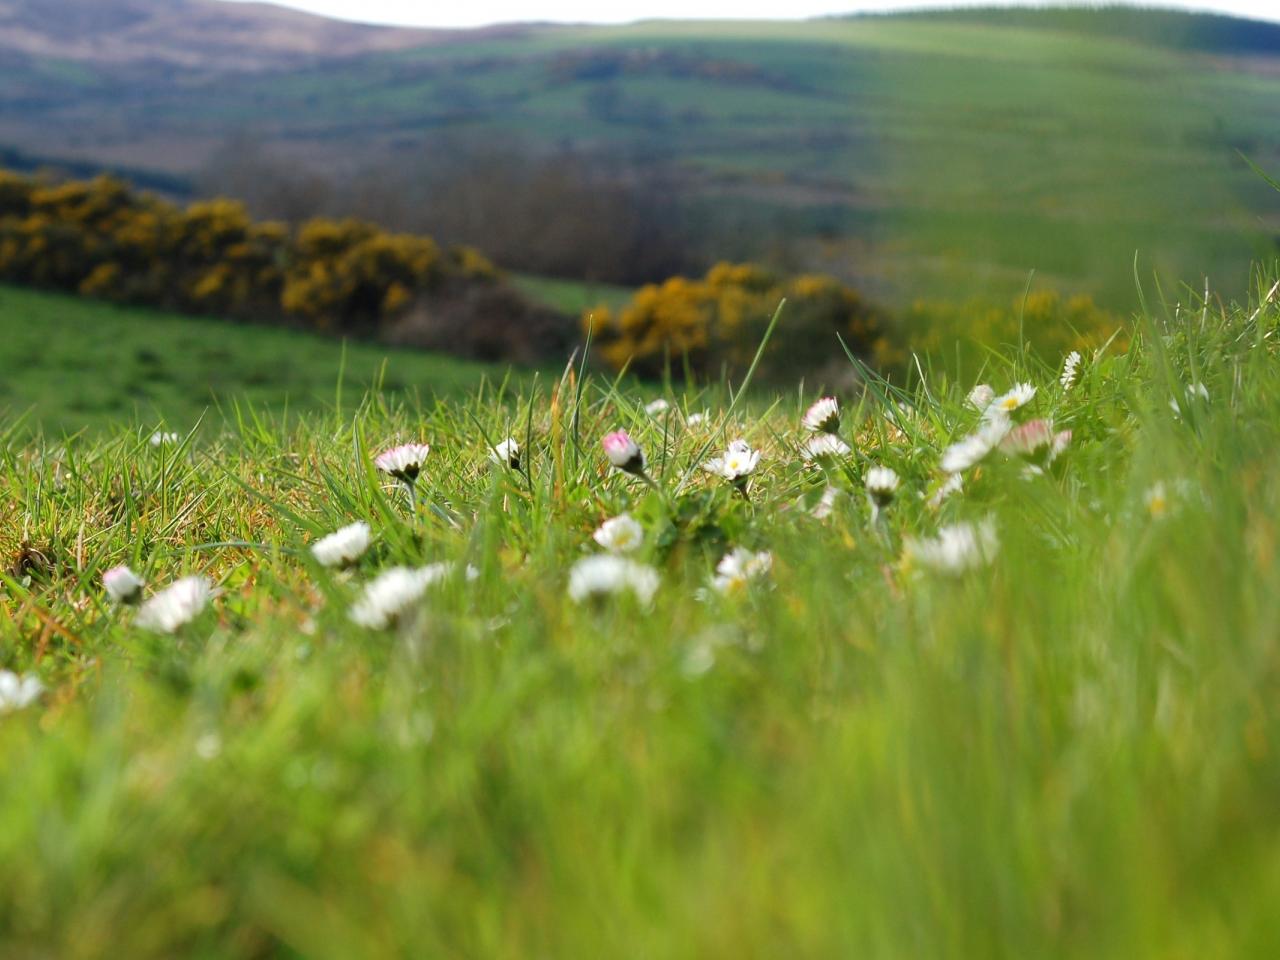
[1,4,1277,305]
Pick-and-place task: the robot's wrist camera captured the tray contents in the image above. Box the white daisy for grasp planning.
[135,576,216,634]
[967,384,995,410]
[568,555,660,605]
[702,439,761,486]
[801,396,841,433]
[150,431,180,447]
[311,521,373,568]
[374,443,431,486]
[645,398,671,416]
[348,565,446,629]
[685,411,709,428]
[712,548,773,593]
[1144,482,1171,519]
[489,437,521,470]
[989,383,1036,416]
[103,564,145,604]
[864,466,900,509]
[940,415,1010,473]
[803,434,852,461]
[0,671,43,713]
[1060,351,1082,390]
[812,485,842,520]
[592,514,645,553]
[905,520,999,574]
[925,472,964,510]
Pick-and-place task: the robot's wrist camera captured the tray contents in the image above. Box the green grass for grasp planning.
[3,263,1280,956]
[0,285,510,435]
[511,272,634,315]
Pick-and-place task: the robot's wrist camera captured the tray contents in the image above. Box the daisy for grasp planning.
[940,416,1009,473]
[103,564,145,604]
[712,548,773,593]
[645,398,671,417]
[135,576,216,633]
[150,431,179,447]
[702,439,761,492]
[925,472,964,510]
[999,419,1055,459]
[989,383,1036,417]
[812,485,842,520]
[1060,351,1082,390]
[602,430,649,479]
[489,437,521,470]
[967,384,995,410]
[905,520,999,574]
[803,434,852,462]
[374,443,430,487]
[801,396,841,433]
[592,514,645,553]
[568,555,660,605]
[1144,482,1170,519]
[864,466,900,509]
[0,671,43,713]
[685,411,709,428]
[311,521,372,568]
[348,565,442,629]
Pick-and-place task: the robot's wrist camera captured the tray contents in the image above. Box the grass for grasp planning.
[3,262,1280,956]
[0,285,511,435]
[511,272,634,315]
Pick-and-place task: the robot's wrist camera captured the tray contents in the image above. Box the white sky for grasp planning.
[227,0,1280,30]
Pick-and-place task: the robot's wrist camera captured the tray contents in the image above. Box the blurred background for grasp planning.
[1,0,1278,428]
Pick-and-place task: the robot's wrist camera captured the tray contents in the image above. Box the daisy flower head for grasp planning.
[103,564,145,604]
[602,430,647,476]
[812,484,842,520]
[311,521,373,568]
[685,411,708,428]
[645,398,671,417]
[864,465,900,509]
[905,520,999,575]
[150,431,180,447]
[803,433,852,463]
[1060,351,1082,390]
[999,419,1055,459]
[0,671,43,713]
[990,383,1036,417]
[592,514,645,553]
[490,437,521,470]
[703,439,761,487]
[940,415,1010,474]
[568,555,660,606]
[1144,482,1171,519]
[925,472,964,510]
[348,565,445,629]
[135,576,216,634]
[967,384,996,411]
[712,548,773,593]
[375,443,430,486]
[801,396,841,433]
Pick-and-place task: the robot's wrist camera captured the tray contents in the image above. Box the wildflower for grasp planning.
[592,514,645,553]
[967,384,995,410]
[1144,482,1170,519]
[150,431,179,447]
[375,443,430,488]
[686,411,708,427]
[712,548,773,593]
[812,485,842,520]
[135,576,216,633]
[645,398,671,417]
[568,555,660,605]
[103,564,145,604]
[0,671,43,713]
[1060,351,1082,390]
[602,430,649,479]
[490,437,521,470]
[311,521,372,568]
[803,434,852,462]
[989,383,1036,417]
[925,472,964,510]
[801,396,841,433]
[348,565,451,629]
[1170,382,1210,417]
[905,520,999,574]
[940,416,1009,473]
[864,466,900,509]
[1000,420,1071,468]
[703,439,761,492]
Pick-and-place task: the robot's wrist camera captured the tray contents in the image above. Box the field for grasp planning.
[4,8,1280,306]
[3,261,1280,955]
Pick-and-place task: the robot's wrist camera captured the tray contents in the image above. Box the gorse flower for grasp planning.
[712,548,773,593]
[602,430,648,478]
[103,565,145,604]
[311,521,372,568]
[703,439,761,490]
[803,434,852,462]
[905,520,999,574]
[592,514,645,553]
[1060,351,1082,390]
[375,443,431,487]
[135,576,216,633]
[490,438,521,470]
[0,671,43,713]
[568,555,660,605]
[802,396,841,433]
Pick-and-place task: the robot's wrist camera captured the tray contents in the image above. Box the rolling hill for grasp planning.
[1,2,1278,307]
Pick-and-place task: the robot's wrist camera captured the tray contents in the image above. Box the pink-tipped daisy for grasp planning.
[374,443,430,486]
[103,564,145,604]
[801,396,841,433]
[602,430,648,477]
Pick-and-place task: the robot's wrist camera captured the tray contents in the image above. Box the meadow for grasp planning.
[3,261,1280,956]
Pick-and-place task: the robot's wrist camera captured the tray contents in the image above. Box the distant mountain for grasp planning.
[0,0,442,71]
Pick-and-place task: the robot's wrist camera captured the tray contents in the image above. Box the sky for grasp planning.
[226,0,1280,29]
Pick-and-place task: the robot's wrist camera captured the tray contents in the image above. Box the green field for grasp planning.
[3,265,1280,956]
[5,8,1279,307]
[0,285,514,434]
